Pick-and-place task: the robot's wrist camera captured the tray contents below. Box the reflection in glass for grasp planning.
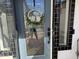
[0,0,17,59]
[24,0,44,56]
[59,0,69,45]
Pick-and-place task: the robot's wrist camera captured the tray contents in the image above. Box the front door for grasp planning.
[0,0,52,59]
[17,0,52,59]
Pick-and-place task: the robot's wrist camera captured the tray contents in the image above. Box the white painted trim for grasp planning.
[0,56,13,59]
[50,0,53,59]
[64,0,69,45]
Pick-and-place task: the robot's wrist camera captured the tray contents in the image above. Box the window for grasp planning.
[24,0,44,56]
[59,0,69,45]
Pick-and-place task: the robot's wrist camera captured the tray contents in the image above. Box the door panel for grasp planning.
[21,0,51,59]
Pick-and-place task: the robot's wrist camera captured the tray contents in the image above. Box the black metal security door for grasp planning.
[52,0,75,59]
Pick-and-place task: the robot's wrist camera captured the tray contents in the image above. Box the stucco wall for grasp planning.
[58,0,79,59]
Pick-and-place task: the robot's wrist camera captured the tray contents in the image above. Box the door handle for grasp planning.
[47,27,50,44]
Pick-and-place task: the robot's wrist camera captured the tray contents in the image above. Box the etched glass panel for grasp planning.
[23,0,44,56]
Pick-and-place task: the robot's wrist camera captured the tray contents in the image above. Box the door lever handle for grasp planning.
[47,27,50,44]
